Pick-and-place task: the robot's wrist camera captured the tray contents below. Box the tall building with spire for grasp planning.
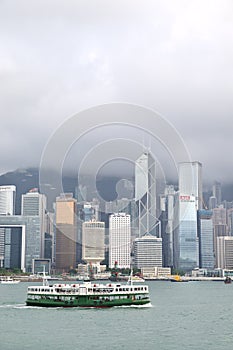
[135,152,158,237]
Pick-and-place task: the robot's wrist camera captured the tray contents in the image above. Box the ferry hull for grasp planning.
[26,297,150,308]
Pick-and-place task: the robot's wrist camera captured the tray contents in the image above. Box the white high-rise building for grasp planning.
[0,185,16,215]
[21,189,47,258]
[134,234,162,269]
[135,152,157,236]
[179,161,203,210]
[82,221,105,267]
[109,213,131,269]
[0,185,16,268]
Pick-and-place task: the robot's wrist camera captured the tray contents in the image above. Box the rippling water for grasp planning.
[0,281,232,350]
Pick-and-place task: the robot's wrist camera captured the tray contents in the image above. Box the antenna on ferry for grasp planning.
[129,266,133,285]
[42,265,48,286]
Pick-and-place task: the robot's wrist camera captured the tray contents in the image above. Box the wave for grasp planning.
[0,303,25,309]
[114,302,153,308]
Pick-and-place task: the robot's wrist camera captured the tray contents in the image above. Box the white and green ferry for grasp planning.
[26,277,150,308]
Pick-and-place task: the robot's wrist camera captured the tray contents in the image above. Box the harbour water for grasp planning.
[0,280,233,350]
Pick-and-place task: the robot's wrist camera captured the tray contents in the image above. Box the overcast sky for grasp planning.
[1,0,233,185]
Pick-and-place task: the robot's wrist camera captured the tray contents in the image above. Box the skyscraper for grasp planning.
[82,221,105,269]
[0,185,16,215]
[21,189,46,216]
[197,210,214,270]
[178,162,202,271]
[134,234,162,269]
[216,236,233,269]
[209,196,217,210]
[55,193,77,272]
[0,185,16,268]
[135,152,157,237]
[212,206,227,264]
[179,161,203,210]
[21,189,47,258]
[109,213,131,269]
[212,181,222,207]
[160,185,178,267]
[178,195,199,271]
[227,208,233,236]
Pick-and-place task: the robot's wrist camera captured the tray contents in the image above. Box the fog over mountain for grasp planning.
[1,1,233,183]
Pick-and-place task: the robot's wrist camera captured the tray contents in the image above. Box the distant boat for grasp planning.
[0,277,20,285]
[224,276,232,284]
[170,275,188,283]
[109,272,129,282]
[130,276,145,283]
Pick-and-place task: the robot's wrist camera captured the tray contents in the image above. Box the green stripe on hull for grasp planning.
[26,296,150,308]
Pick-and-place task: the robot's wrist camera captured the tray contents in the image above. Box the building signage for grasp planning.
[179,195,195,202]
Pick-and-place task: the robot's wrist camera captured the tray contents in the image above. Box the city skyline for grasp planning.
[1,155,233,275]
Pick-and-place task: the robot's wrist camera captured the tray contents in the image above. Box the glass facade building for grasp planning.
[197,210,214,270]
[179,195,199,271]
[21,190,47,258]
[0,185,16,268]
[179,162,202,210]
[0,215,41,272]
